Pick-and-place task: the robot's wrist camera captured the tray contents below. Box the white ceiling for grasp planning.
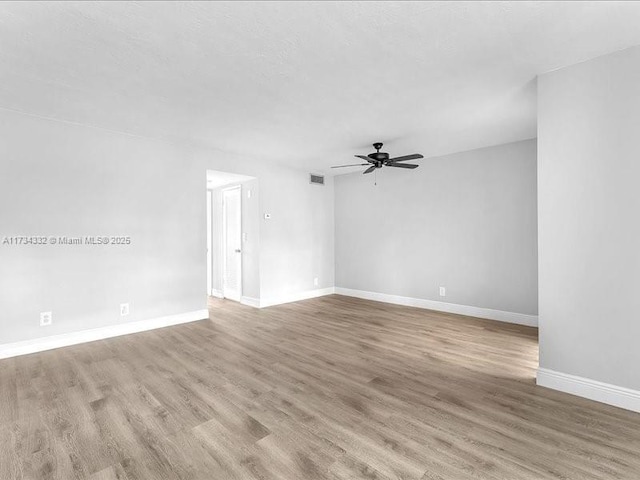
[2,1,640,173]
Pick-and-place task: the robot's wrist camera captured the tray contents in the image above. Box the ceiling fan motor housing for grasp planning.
[368,152,389,161]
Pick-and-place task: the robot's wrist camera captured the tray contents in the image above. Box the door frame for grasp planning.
[206,190,212,296]
[222,185,242,301]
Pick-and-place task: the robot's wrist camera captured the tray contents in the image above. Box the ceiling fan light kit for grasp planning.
[332,142,424,176]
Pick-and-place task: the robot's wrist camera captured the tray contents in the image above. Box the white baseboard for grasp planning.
[210,289,224,299]
[0,309,209,360]
[334,287,538,327]
[239,287,335,309]
[259,287,335,308]
[537,368,640,413]
[240,296,261,308]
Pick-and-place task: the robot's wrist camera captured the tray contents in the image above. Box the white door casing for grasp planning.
[206,190,212,296]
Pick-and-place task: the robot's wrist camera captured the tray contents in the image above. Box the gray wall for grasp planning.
[259,169,335,302]
[0,109,334,344]
[538,46,640,390]
[335,139,538,315]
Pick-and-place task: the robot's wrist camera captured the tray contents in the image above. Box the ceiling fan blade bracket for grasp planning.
[355,155,375,163]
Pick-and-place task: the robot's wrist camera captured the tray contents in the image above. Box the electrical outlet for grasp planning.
[120,303,130,316]
[40,311,52,326]
[314,277,319,287]
[439,286,446,297]
[264,213,271,219]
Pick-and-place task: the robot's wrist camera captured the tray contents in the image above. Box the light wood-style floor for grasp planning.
[2,295,640,480]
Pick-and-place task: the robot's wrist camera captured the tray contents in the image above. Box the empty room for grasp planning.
[2,1,640,479]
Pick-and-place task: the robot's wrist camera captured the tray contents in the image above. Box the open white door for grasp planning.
[222,186,242,301]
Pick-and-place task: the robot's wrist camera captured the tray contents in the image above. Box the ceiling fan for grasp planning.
[332,142,424,174]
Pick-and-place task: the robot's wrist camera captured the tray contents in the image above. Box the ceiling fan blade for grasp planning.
[387,163,419,169]
[355,155,375,163]
[331,163,370,168]
[387,154,423,163]
[363,166,376,174]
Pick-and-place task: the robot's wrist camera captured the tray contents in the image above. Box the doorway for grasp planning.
[206,169,259,304]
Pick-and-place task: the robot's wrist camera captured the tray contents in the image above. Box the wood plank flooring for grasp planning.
[1,294,640,479]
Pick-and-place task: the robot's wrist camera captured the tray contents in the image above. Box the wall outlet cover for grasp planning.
[120,303,130,316]
[439,286,446,297]
[40,311,53,326]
